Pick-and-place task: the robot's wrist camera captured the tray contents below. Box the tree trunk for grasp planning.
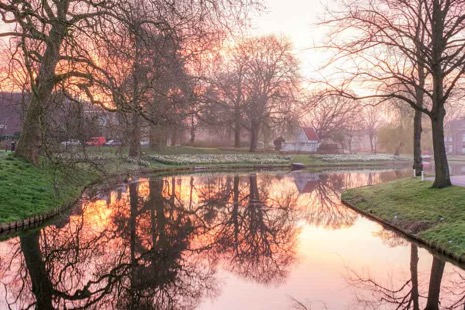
[150,124,166,151]
[190,114,195,145]
[369,133,375,153]
[424,256,445,310]
[171,126,178,146]
[413,110,423,176]
[15,20,67,164]
[16,97,45,165]
[128,111,140,158]
[413,0,425,178]
[430,112,451,188]
[249,120,260,152]
[234,110,241,148]
[429,0,450,188]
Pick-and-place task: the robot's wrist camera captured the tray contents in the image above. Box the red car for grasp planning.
[86,136,106,146]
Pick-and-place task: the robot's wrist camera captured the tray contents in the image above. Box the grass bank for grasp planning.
[0,146,410,227]
[342,178,465,262]
[0,152,97,224]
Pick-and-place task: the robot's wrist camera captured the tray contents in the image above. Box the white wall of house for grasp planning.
[282,141,319,152]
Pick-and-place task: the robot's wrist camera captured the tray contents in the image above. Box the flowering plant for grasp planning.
[148,154,290,165]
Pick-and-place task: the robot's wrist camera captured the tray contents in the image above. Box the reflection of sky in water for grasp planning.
[0,169,465,309]
[424,162,465,176]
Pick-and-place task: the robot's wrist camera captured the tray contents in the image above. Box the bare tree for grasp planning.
[237,35,300,152]
[362,105,383,153]
[0,0,261,164]
[201,57,248,148]
[0,0,116,164]
[321,0,465,187]
[307,94,362,151]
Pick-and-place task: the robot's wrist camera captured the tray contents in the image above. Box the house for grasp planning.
[281,127,320,153]
[444,119,465,155]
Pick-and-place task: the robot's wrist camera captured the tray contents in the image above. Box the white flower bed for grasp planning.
[148,154,290,165]
[315,154,410,162]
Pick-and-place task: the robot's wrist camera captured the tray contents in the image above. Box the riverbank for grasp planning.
[0,148,410,231]
[342,178,465,263]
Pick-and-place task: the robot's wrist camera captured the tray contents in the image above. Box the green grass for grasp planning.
[0,151,96,224]
[342,178,465,260]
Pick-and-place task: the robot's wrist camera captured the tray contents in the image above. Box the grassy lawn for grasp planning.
[0,151,96,224]
[342,178,465,260]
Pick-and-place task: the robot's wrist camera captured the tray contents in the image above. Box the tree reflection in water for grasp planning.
[345,228,465,309]
[197,173,299,285]
[1,170,465,309]
[0,172,300,308]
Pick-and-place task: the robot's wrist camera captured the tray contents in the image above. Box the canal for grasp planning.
[0,168,464,309]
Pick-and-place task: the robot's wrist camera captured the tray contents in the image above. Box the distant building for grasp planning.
[281,127,320,153]
[444,119,465,155]
[0,92,24,137]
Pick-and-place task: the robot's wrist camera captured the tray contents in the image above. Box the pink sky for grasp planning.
[249,0,330,80]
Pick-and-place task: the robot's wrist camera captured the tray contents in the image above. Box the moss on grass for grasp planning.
[342,178,465,260]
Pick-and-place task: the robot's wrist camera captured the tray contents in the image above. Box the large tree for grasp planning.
[307,94,362,151]
[322,0,465,188]
[0,0,114,164]
[201,58,248,148]
[238,35,300,152]
[0,0,260,164]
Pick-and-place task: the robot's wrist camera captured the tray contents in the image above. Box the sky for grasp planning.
[248,0,331,81]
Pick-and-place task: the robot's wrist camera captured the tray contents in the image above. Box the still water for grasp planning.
[1,169,465,309]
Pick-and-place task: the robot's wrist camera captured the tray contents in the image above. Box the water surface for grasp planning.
[1,169,465,309]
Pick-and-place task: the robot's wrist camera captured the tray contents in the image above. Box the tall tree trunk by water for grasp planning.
[413,110,423,176]
[234,109,241,148]
[128,22,143,159]
[424,256,445,310]
[15,18,68,164]
[431,112,451,188]
[413,0,425,177]
[128,111,140,158]
[190,114,195,145]
[249,120,260,152]
[429,0,451,188]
